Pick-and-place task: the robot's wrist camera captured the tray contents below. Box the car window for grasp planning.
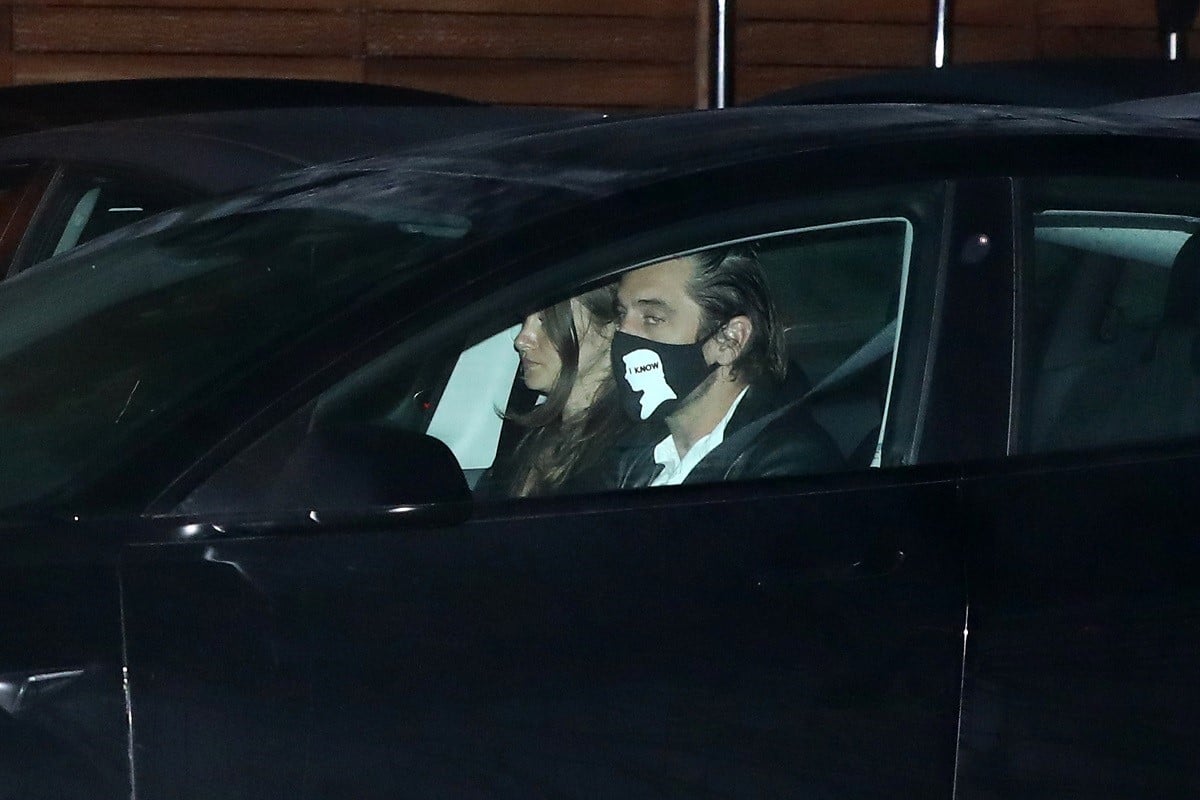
[0,203,473,511]
[1019,178,1200,454]
[180,183,944,514]
[0,158,720,515]
[0,165,54,279]
[423,221,913,481]
[425,325,521,471]
[12,168,196,273]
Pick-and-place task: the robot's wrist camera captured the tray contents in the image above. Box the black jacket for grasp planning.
[611,380,845,489]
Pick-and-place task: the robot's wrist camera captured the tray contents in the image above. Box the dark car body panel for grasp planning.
[958,448,1200,798]
[125,473,966,799]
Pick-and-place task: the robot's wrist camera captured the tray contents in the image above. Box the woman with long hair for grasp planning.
[501,284,630,497]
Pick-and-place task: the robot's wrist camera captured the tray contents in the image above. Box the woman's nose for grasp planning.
[514,315,538,351]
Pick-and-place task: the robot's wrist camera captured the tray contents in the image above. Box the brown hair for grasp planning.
[506,285,630,496]
[688,246,788,384]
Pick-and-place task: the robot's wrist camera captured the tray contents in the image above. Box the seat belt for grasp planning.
[804,318,897,401]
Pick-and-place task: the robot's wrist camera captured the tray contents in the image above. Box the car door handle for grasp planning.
[0,668,87,716]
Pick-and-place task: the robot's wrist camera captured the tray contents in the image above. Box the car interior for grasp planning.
[1024,208,1200,454]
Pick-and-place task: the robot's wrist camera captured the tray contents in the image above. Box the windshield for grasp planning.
[0,168,491,512]
[0,140,660,512]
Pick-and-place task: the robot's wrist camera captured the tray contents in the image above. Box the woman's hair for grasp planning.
[506,285,629,496]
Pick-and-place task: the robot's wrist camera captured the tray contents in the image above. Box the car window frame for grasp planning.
[163,180,953,518]
[1012,174,1200,459]
[0,161,57,280]
[9,161,201,276]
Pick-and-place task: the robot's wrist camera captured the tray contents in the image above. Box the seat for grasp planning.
[1041,234,1200,451]
[796,320,895,467]
[1115,233,1200,442]
[1027,251,1122,449]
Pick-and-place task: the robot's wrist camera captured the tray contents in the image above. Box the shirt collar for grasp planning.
[651,386,749,486]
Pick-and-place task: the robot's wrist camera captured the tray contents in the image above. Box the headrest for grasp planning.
[1164,233,1200,326]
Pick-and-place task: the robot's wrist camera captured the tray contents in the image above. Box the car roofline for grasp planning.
[0,77,482,137]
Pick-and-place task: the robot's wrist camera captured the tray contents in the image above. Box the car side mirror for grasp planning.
[267,424,471,515]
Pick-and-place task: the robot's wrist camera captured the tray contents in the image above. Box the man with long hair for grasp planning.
[610,246,842,487]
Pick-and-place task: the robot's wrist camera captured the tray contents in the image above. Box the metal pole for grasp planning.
[1168,31,1183,61]
[709,0,735,108]
[932,0,951,68]
[1157,0,1199,61]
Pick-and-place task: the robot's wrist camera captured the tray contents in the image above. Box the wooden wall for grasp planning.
[739,0,1193,102]
[0,0,1188,109]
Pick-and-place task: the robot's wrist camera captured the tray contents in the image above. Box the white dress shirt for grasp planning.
[649,387,749,487]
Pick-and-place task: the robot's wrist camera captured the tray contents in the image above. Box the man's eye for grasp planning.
[645,315,663,326]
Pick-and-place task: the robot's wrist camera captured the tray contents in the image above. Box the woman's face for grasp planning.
[514,309,563,393]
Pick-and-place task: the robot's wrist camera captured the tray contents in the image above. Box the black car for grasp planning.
[750,58,1200,108]
[0,78,596,280]
[3,103,1199,799]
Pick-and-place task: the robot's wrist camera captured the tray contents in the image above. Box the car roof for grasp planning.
[1098,91,1200,119]
[0,104,605,194]
[94,102,1200,251]
[378,103,1200,190]
[0,78,478,135]
[750,59,1200,108]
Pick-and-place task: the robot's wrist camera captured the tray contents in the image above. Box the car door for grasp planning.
[115,179,984,799]
[957,174,1200,797]
[0,160,191,800]
[0,521,129,800]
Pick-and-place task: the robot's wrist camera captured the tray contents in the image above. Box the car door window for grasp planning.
[1018,178,1200,454]
[180,183,945,514]
[767,218,913,469]
[426,221,914,486]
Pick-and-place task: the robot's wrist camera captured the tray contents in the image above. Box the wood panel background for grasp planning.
[738,0,1195,102]
[0,0,1185,109]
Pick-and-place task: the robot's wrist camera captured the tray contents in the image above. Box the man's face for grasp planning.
[616,256,704,345]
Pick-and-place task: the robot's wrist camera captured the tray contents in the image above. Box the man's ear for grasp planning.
[713,315,752,365]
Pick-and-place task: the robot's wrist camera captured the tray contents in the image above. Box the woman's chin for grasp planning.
[522,367,556,393]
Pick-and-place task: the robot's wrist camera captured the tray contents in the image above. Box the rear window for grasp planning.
[1020,177,1200,455]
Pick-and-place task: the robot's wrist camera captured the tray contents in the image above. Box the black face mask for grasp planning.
[610,330,716,422]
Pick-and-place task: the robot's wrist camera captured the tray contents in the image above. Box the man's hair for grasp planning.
[687,246,787,384]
